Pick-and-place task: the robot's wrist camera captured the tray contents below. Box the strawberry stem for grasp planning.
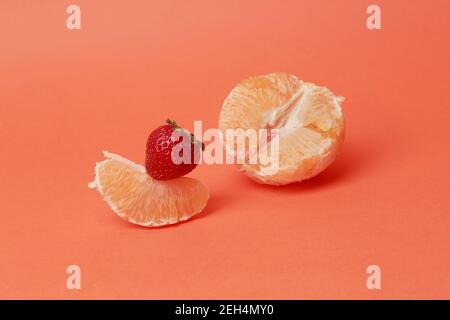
[166,118,204,151]
[166,118,179,128]
[190,133,205,150]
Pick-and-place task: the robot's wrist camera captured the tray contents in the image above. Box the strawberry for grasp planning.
[145,119,203,180]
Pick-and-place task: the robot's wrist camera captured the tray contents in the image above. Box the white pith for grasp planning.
[256,83,344,182]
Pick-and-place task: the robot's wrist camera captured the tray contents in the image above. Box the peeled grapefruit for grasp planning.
[219,73,345,185]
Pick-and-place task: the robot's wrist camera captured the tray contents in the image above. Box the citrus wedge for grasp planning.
[89,151,209,227]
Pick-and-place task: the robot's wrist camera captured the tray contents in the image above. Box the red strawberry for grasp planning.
[145,119,203,180]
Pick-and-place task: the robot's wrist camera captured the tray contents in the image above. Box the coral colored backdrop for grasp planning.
[0,0,449,299]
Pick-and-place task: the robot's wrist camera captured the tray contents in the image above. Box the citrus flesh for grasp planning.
[219,73,345,185]
[89,151,209,227]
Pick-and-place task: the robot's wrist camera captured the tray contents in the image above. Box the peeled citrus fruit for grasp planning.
[219,73,345,185]
[89,151,209,227]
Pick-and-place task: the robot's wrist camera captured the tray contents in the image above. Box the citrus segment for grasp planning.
[89,151,209,227]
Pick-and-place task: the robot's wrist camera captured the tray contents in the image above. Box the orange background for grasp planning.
[0,0,449,299]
